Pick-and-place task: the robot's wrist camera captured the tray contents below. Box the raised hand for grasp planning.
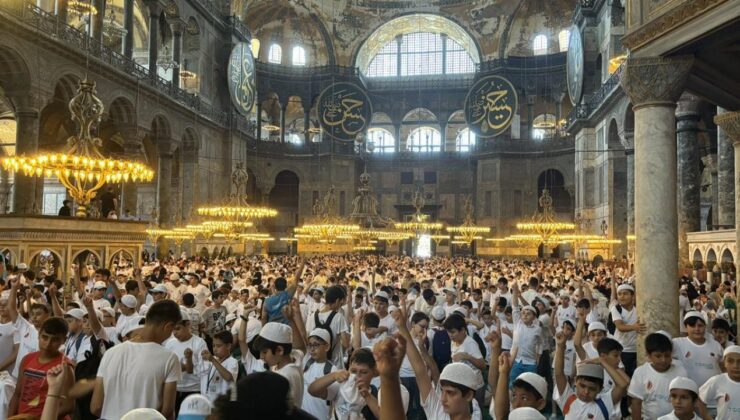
[333,370,350,383]
[201,349,213,362]
[184,348,193,360]
[46,363,68,394]
[372,335,407,379]
[555,331,566,346]
[82,294,94,309]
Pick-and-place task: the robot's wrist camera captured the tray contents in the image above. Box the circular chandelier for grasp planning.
[393,190,444,235]
[1,79,154,217]
[295,186,360,244]
[446,196,490,246]
[197,162,277,222]
[69,0,98,17]
[512,189,575,246]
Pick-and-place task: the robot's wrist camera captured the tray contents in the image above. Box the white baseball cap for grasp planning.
[576,364,604,380]
[122,316,145,337]
[668,376,699,394]
[169,273,180,281]
[308,328,331,344]
[177,393,212,420]
[17,263,28,270]
[587,322,607,333]
[442,287,457,295]
[64,308,86,320]
[431,306,446,321]
[225,313,237,324]
[439,362,484,390]
[514,372,547,399]
[94,281,108,290]
[521,305,538,316]
[121,294,138,309]
[179,306,190,322]
[258,322,292,344]
[509,407,546,420]
[150,284,168,294]
[683,310,706,324]
[102,307,116,318]
[723,344,740,357]
[122,408,166,420]
[374,291,390,301]
[617,284,634,293]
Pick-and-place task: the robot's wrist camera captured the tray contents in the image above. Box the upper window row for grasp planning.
[266,44,306,66]
[533,30,571,56]
[366,32,476,78]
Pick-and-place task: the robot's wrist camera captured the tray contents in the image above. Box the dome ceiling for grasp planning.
[240,0,576,66]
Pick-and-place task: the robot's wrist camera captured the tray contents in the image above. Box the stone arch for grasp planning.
[706,248,718,271]
[537,169,571,212]
[150,114,172,140]
[0,44,32,95]
[269,170,300,236]
[692,248,704,269]
[108,249,134,268]
[0,248,14,265]
[199,247,209,258]
[608,118,623,150]
[285,96,306,144]
[28,248,63,277]
[108,97,137,126]
[721,247,735,274]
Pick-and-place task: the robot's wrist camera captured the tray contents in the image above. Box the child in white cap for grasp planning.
[657,376,702,420]
[699,345,740,419]
[253,322,304,409]
[672,311,723,388]
[509,283,542,388]
[301,328,339,420]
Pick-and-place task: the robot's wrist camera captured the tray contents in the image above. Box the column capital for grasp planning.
[8,90,51,115]
[620,55,694,109]
[714,111,740,145]
[620,130,634,150]
[168,19,185,36]
[144,0,162,16]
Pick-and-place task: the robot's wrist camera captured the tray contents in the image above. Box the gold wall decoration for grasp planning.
[228,42,257,117]
[317,82,373,141]
[464,75,518,138]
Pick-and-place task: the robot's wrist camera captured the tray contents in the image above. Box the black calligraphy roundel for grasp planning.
[567,26,584,106]
[228,42,257,117]
[317,82,373,141]
[464,75,518,138]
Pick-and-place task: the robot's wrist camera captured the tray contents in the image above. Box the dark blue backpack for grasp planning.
[431,328,452,372]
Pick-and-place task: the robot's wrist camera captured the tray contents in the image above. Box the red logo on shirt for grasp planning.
[725,393,730,402]
[685,351,691,358]
[587,415,594,419]
[646,381,653,390]
[710,353,715,357]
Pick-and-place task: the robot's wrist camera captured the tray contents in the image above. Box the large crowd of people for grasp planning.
[0,254,737,420]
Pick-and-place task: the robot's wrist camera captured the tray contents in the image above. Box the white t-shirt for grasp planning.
[554,305,576,330]
[200,356,239,402]
[451,335,483,373]
[0,322,17,373]
[657,413,700,420]
[305,310,350,367]
[554,382,615,420]
[302,354,339,420]
[377,313,397,336]
[421,383,482,420]
[97,341,182,419]
[164,335,208,392]
[331,375,409,420]
[512,306,542,365]
[241,349,266,375]
[115,312,140,339]
[610,304,638,353]
[93,298,112,311]
[273,350,305,409]
[628,362,688,419]
[186,284,211,311]
[671,337,723,387]
[699,373,740,419]
[12,316,37,378]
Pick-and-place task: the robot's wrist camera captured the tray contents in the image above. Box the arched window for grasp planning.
[286,133,303,145]
[366,32,476,77]
[250,38,261,58]
[407,127,441,153]
[292,46,306,66]
[455,128,476,152]
[268,44,282,64]
[532,114,557,140]
[367,128,395,154]
[533,35,548,55]
[558,30,570,52]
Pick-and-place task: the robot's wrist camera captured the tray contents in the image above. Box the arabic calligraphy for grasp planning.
[465,76,517,138]
[567,27,584,106]
[318,83,373,141]
[228,43,256,116]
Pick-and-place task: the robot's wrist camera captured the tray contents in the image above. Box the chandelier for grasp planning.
[393,190,443,235]
[1,79,154,217]
[102,8,127,40]
[512,189,575,246]
[295,186,360,244]
[68,0,98,17]
[197,162,277,223]
[446,196,490,246]
[157,46,179,71]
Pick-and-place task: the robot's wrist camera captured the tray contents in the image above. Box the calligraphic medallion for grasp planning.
[227,42,257,117]
[317,82,373,141]
[567,26,584,106]
[464,75,518,138]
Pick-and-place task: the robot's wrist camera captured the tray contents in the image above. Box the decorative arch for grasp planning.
[355,13,481,75]
[182,127,200,151]
[607,118,623,150]
[150,114,172,140]
[109,97,137,125]
[0,44,32,94]
[108,249,135,268]
[538,169,571,212]
[692,248,704,268]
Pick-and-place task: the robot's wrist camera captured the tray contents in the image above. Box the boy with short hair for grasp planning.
[164,307,208,413]
[509,283,542,386]
[699,345,740,420]
[554,330,629,419]
[302,328,339,419]
[711,318,734,349]
[9,317,74,417]
[673,311,722,388]
[202,290,227,346]
[658,377,702,420]
[200,330,238,402]
[253,322,304,408]
[629,333,689,419]
[444,313,485,372]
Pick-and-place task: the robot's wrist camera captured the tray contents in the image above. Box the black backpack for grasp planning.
[360,384,379,420]
[472,332,488,360]
[606,304,622,335]
[314,311,338,352]
[304,358,333,376]
[431,328,452,372]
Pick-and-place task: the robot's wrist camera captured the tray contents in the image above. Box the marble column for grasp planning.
[702,154,719,229]
[91,0,106,43]
[717,107,735,228]
[394,123,402,152]
[279,103,287,143]
[621,132,635,236]
[10,95,44,214]
[181,146,198,222]
[714,110,740,331]
[57,0,69,24]
[526,96,535,140]
[170,20,183,88]
[122,0,134,58]
[256,100,263,140]
[676,94,702,268]
[120,126,142,217]
[621,56,693,356]
[144,0,160,79]
[157,147,174,227]
[304,110,311,144]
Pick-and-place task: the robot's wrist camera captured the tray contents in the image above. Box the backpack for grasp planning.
[606,304,622,335]
[304,358,333,376]
[472,332,488,360]
[431,328,452,372]
[360,384,379,420]
[314,310,338,352]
